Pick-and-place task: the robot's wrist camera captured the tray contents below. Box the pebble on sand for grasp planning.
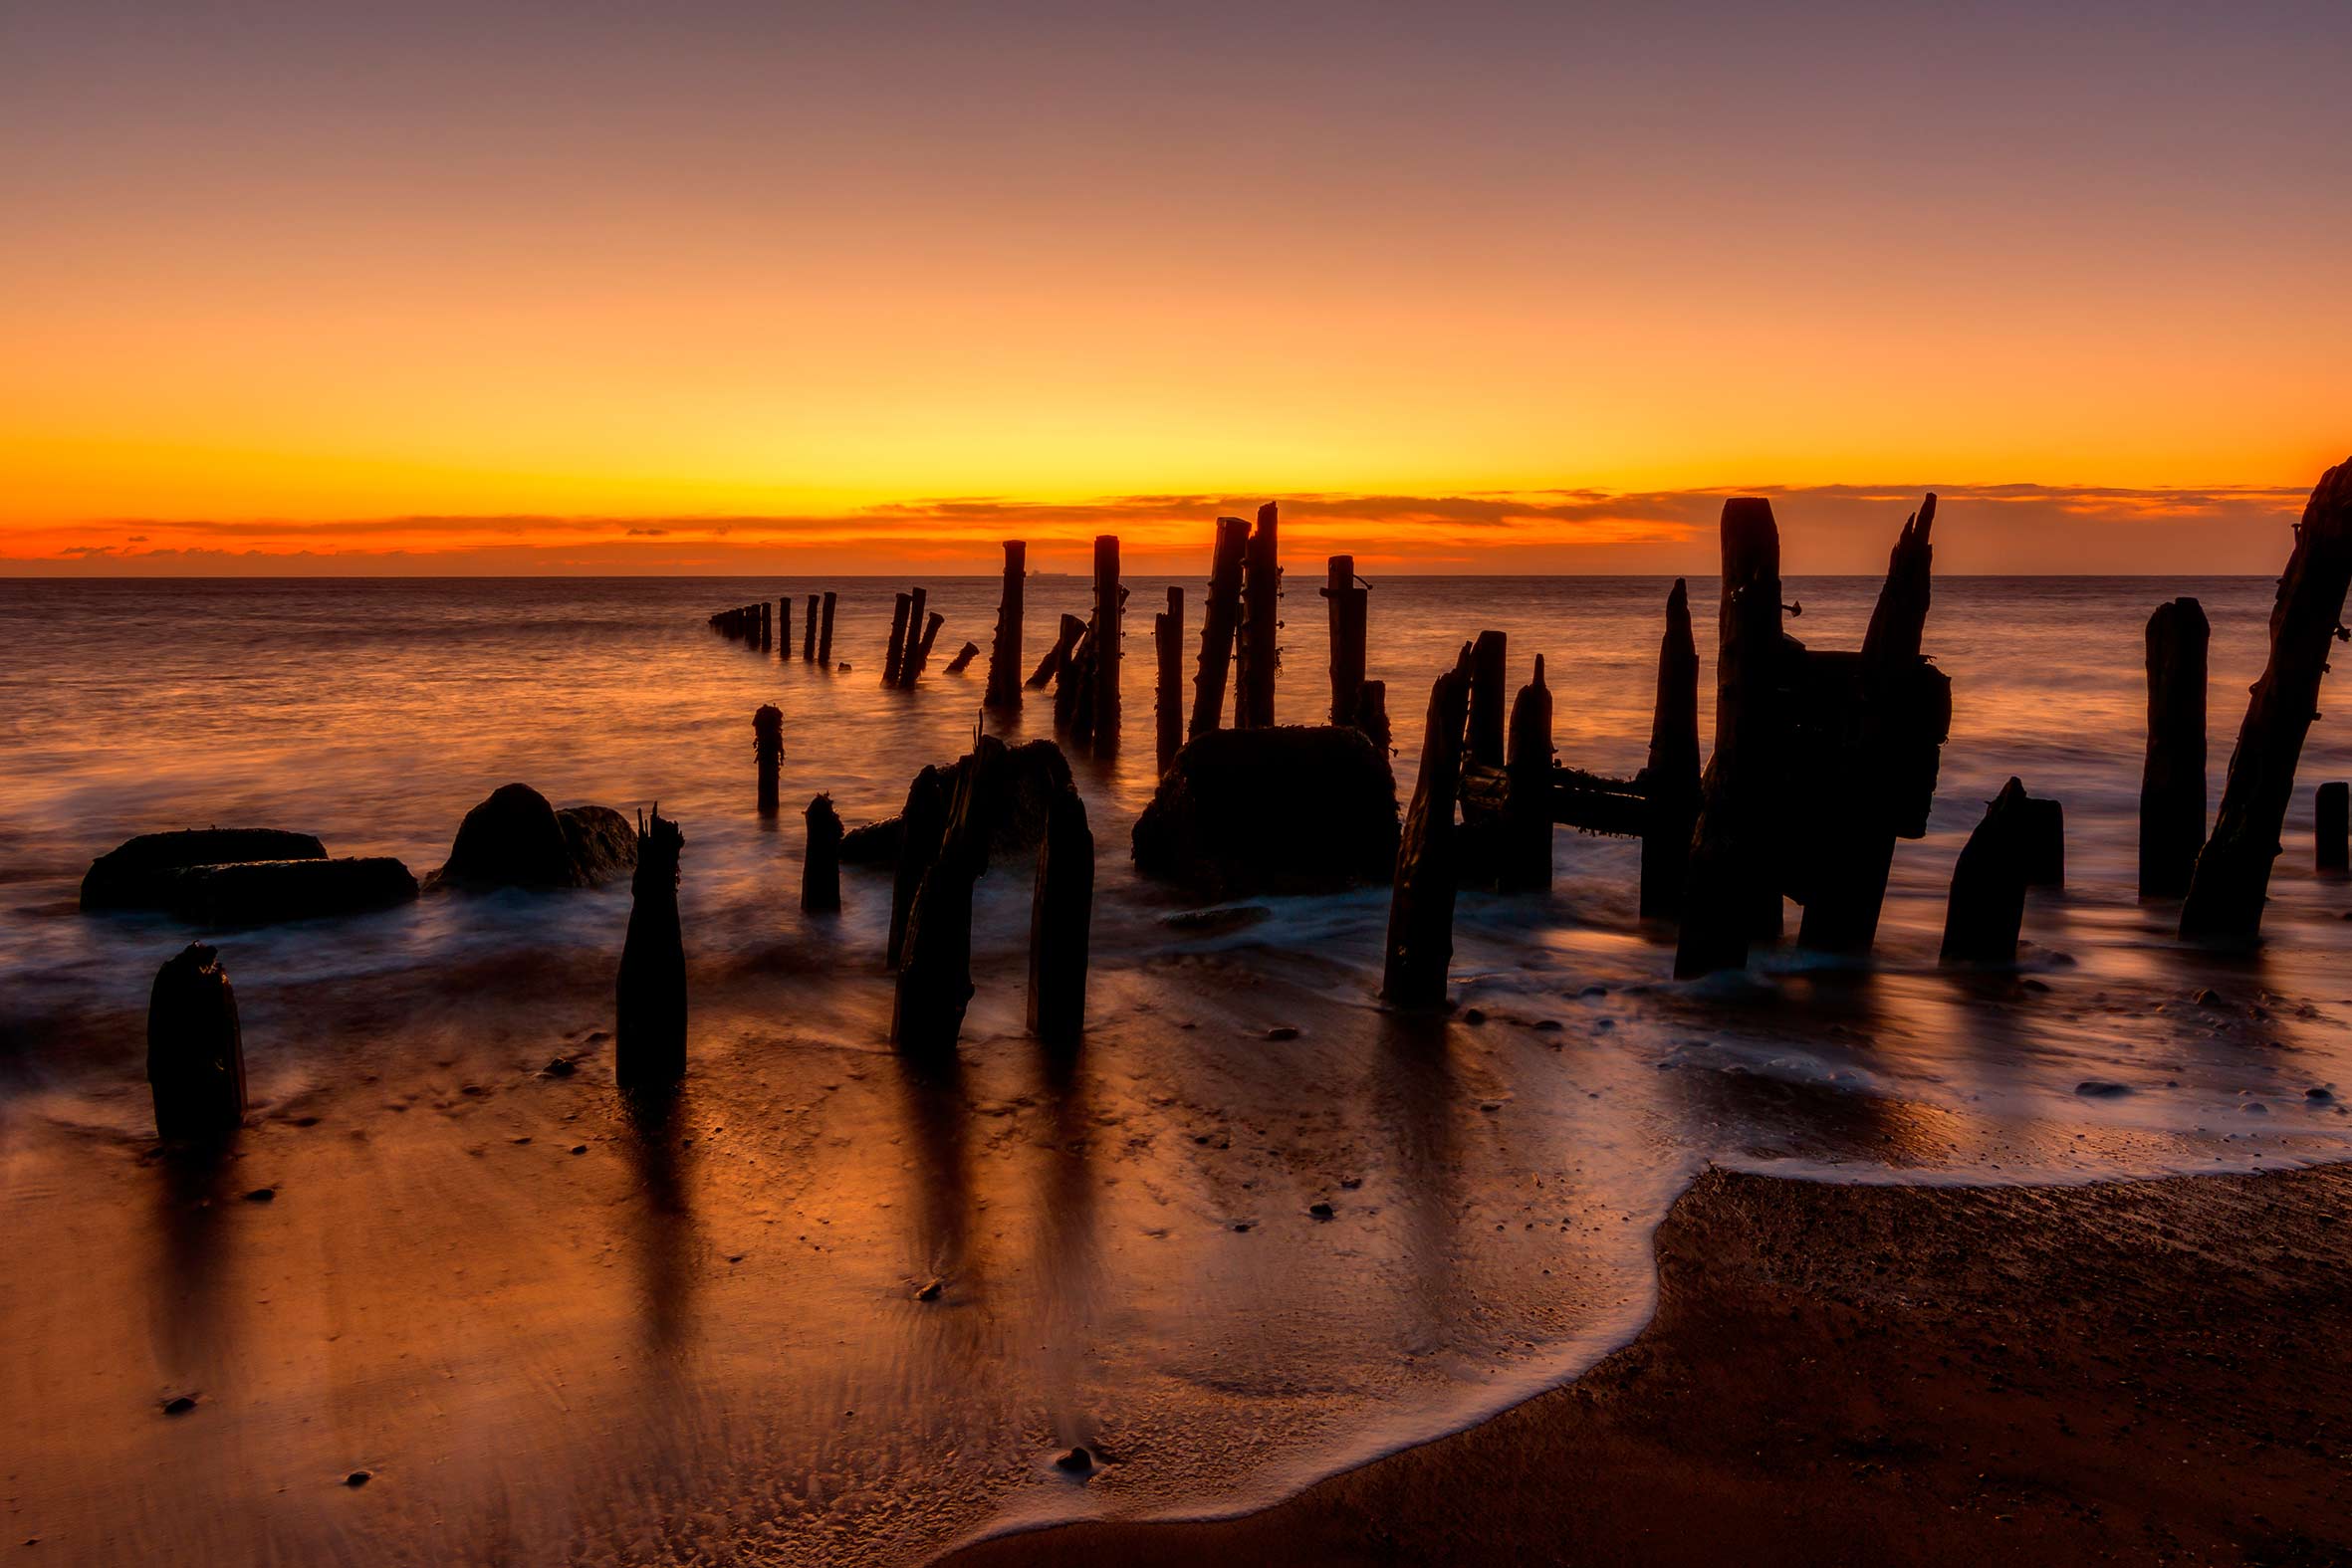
[1055,1447,1092,1473]
[346,1469,372,1487]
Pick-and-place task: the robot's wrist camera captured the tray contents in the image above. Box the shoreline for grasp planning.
[940,1162,2352,1567]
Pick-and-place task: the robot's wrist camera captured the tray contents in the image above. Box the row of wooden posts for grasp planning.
[707,593,839,667]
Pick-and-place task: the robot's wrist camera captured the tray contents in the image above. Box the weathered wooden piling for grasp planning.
[803,793,841,913]
[819,592,837,667]
[147,942,245,1139]
[891,738,1006,1053]
[901,608,944,686]
[1028,786,1093,1046]
[986,541,1026,709]
[1054,619,1094,738]
[760,600,773,651]
[1941,779,2030,966]
[943,640,981,675]
[1190,516,1251,740]
[2320,783,2349,872]
[883,592,913,685]
[753,704,784,816]
[804,594,819,660]
[1676,498,1787,978]
[1354,680,1390,755]
[887,768,949,971]
[1030,612,1085,690]
[778,597,792,659]
[1154,587,1184,774]
[1468,629,1508,768]
[615,810,687,1088]
[2182,458,2352,942]
[1381,643,1476,1008]
[1235,503,1280,729]
[1322,556,1369,728]
[2139,597,2209,898]
[1090,535,1121,749]
[898,588,932,686]
[1501,654,1554,893]
[1637,579,1701,921]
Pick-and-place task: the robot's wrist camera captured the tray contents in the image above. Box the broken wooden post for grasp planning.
[2139,596,2208,898]
[804,594,819,660]
[1501,654,1553,893]
[2183,458,2352,942]
[1676,498,1787,978]
[2020,796,2065,887]
[1155,586,1184,774]
[1941,779,2030,966]
[1637,579,1700,921]
[2320,783,2349,872]
[943,640,981,675]
[1381,643,1476,1008]
[891,738,1006,1053]
[753,704,784,816]
[1322,556,1368,727]
[1028,786,1093,1046]
[615,809,686,1088]
[1468,629,1508,768]
[760,600,773,651]
[1354,680,1390,755]
[887,768,949,971]
[986,540,1026,709]
[901,608,944,686]
[1054,619,1094,737]
[803,793,841,913]
[1029,612,1085,689]
[778,597,792,659]
[1190,516,1250,740]
[1091,535,1121,750]
[147,942,245,1140]
[1235,503,1280,729]
[819,591,837,667]
[898,588,932,685]
[1796,496,1940,954]
[883,592,912,685]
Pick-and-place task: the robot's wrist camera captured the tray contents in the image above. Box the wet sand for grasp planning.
[945,1163,2352,1567]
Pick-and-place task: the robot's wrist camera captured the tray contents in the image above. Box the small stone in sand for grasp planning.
[1339,1176,1363,1189]
[345,1469,371,1487]
[2195,988,2223,1008]
[161,1395,196,1416]
[1309,1201,1335,1220]
[1266,1025,1298,1040]
[1232,1222,1253,1232]
[243,1187,275,1203]
[2310,1088,2336,1102]
[544,1058,577,1077]
[1531,1018,1562,1031]
[1056,1447,1092,1473]
[1579,986,1607,998]
[1462,1008,1487,1024]
[2075,1080,2132,1098]
[570,1144,588,1155]
[915,1278,944,1301]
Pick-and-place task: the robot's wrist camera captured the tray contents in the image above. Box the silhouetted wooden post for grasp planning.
[2139,597,2209,898]
[901,609,944,686]
[1797,497,1938,954]
[898,588,931,685]
[1637,579,1700,921]
[2183,459,2352,942]
[1502,654,1553,893]
[754,704,784,816]
[1468,629,1508,767]
[804,594,820,659]
[943,640,981,675]
[1235,503,1280,729]
[1155,586,1184,774]
[883,592,912,685]
[887,768,949,972]
[819,591,837,667]
[1191,516,1250,740]
[803,793,841,913]
[616,810,686,1088]
[1381,643,1476,1007]
[778,597,792,659]
[1029,612,1085,690]
[1028,786,1093,1046]
[892,738,1005,1052]
[147,942,245,1139]
[760,600,773,651]
[1091,536,1121,750]
[1941,779,2029,966]
[2311,780,2352,871]
[987,540,1026,709]
[1055,622,1094,739]
[2020,797,2065,887]
[1354,680,1390,755]
[1676,498,1786,978]
[1322,556,1368,727]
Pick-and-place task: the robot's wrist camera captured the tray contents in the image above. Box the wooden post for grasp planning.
[2312,780,2352,871]
[1676,498,1787,978]
[883,592,912,685]
[899,588,930,685]
[891,738,1006,1053]
[753,704,784,816]
[1354,680,1390,756]
[1381,643,1476,1008]
[1029,612,1085,689]
[1091,535,1121,750]
[1322,556,1368,727]
[986,540,1026,709]
[901,609,944,686]
[2139,597,2209,898]
[1028,786,1093,1046]
[1637,579,1700,921]
[1054,619,1094,737]
[760,600,773,651]
[887,768,949,972]
[1236,503,1280,729]
[615,809,686,1088]
[2183,458,2352,942]
[147,942,245,1139]
[943,640,982,675]
[1155,586,1184,774]
[819,591,837,667]
[1191,516,1250,740]
[1468,629,1508,767]
[778,597,792,659]
[1941,779,2030,966]
[803,793,841,913]
[1501,654,1553,893]
[804,594,819,659]
[2020,796,2065,887]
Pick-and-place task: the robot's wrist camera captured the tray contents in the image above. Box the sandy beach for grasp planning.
[945,1163,2352,1567]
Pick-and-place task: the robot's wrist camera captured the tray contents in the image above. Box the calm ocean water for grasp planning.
[3,572,2349,1564]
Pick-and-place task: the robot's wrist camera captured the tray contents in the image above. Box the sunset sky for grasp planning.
[4,0,2347,573]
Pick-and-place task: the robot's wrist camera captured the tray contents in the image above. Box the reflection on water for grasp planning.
[2,573,2350,1563]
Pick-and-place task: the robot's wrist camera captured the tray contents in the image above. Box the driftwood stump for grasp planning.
[147,943,245,1140]
[1381,643,1475,1008]
[1028,786,1093,1046]
[803,793,842,913]
[986,540,1026,708]
[615,810,686,1088]
[1941,779,2030,966]
[1191,516,1250,740]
